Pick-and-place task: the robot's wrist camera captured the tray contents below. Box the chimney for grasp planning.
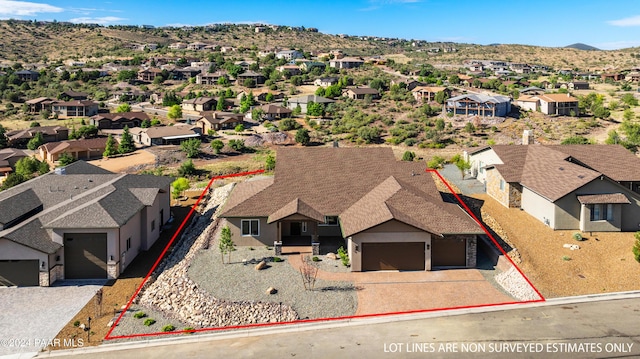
[522,130,534,145]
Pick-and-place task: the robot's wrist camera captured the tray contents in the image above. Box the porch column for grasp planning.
[311,222,320,255]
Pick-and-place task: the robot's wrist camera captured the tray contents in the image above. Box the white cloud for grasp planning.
[607,15,640,27]
[0,0,63,16]
[595,40,640,50]
[360,0,421,11]
[69,16,126,25]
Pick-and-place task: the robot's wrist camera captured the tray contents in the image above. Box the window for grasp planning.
[321,216,339,226]
[241,219,260,236]
[302,221,307,233]
[479,161,484,174]
[590,204,613,221]
[126,238,131,251]
[499,179,505,191]
[151,220,155,231]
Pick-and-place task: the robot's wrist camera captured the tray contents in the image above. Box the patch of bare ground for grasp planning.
[474,193,640,298]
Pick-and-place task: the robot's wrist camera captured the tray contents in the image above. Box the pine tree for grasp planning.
[103,134,118,157]
[118,126,135,154]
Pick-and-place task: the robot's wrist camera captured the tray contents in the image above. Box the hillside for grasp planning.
[0,20,639,71]
[565,43,600,51]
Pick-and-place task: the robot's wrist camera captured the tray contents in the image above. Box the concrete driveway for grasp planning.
[0,282,103,357]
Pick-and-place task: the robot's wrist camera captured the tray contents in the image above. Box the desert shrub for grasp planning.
[133,311,146,319]
[427,155,446,169]
[562,255,571,261]
[633,232,640,263]
[273,257,283,262]
[337,246,349,267]
[183,327,195,334]
[162,324,175,332]
[73,321,80,327]
[312,256,320,262]
[572,232,584,241]
[143,318,156,326]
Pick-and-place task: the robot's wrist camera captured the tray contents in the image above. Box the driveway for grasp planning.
[287,255,513,316]
[0,282,103,356]
[439,164,486,195]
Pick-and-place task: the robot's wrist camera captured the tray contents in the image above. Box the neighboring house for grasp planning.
[286,95,335,113]
[25,97,56,114]
[518,87,545,96]
[314,77,339,87]
[195,71,229,85]
[131,125,200,146]
[38,137,109,164]
[259,104,292,121]
[195,112,244,133]
[625,72,640,83]
[515,95,540,112]
[0,148,28,177]
[181,97,217,112]
[0,161,172,286]
[138,68,163,82]
[16,70,39,81]
[601,73,624,82]
[59,91,88,101]
[275,50,304,61]
[445,94,512,117]
[6,126,69,148]
[187,42,208,51]
[329,57,364,69]
[236,71,266,85]
[299,61,326,72]
[343,87,380,100]
[276,65,302,76]
[51,100,99,119]
[168,42,187,50]
[467,144,640,232]
[220,147,482,271]
[90,112,151,129]
[411,86,448,103]
[256,91,285,102]
[535,93,579,116]
[568,81,590,90]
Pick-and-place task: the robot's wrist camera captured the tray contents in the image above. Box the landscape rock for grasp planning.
[255,260,267,270]
[266,287,277,295]
[563,244,580,250]
[326,253,337,260]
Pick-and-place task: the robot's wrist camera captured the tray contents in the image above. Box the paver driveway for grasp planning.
[0,282,103,356]
[287,255,514,316]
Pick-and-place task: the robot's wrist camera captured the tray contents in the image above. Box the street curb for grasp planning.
[34,290,640,357]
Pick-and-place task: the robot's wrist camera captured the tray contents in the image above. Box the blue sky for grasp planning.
[1,0,640,50]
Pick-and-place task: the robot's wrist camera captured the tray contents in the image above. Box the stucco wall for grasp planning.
[119,210,142,272]
[226,217,277,246]
[521,187,556,228]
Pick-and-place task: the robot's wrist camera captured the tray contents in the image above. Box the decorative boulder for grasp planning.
[255,260,267,270]
[107,320,114,328]
[326,253,338,260]
[266,287,277,295]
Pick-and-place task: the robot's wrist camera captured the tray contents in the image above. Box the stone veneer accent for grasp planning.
[107,262,118,279]
[39,271,49,287]
[50,265,64,284]
[311,242,320,255]
[486,169,509,207]
[466,235,477,268]
[508,183,523,208]
[274,241,282,256]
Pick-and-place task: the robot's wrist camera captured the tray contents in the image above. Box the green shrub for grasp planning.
[337,246,349,267]
[143,318,156,326]
[562,255,571,261]
[312,256,320,262]
[73,320,80,327]
[572,232,584,241]
[162,324,175,332]
[427,155,446,169]
[273,257,282,262]
[133,311,146,319]
[183,327,195,334]
[633,232,640,263]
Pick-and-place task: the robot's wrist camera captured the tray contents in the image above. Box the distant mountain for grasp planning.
[565,43,600,51]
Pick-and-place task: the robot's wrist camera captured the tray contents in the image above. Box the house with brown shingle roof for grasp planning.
[467,145,640,232]
[6,126,69,148]
[38,137,110,164]
[90,112,151,129]
[343,87,380,100]
[195,111,244,133]
[533,93,579,116]
[220,147,483,271]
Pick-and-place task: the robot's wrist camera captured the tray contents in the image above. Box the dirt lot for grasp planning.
[47,191,203,350]
[475,194,640,298]
[89,150,156,173]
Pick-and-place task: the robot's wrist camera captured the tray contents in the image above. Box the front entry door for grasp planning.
[290,222,302,236]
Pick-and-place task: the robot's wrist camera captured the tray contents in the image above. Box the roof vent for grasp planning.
[88,179,93,182]
[559,167,564,171]
[577,175,585,179]
[54,167,66,175]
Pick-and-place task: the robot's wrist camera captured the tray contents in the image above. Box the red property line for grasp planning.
[105,167,544,341]
[104,169,265,340]
[429,169,546,302]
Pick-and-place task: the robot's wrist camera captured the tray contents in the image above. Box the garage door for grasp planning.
[432,237,466,267]
[64,233,107,279]
[0,260,39,286]
[362,242,425,271]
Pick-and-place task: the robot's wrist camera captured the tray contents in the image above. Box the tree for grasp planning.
[0,173,26,191]
[211,139,224,154]
[434,90,449,104]
[178,159,196,177]
[265,92,274,102]
[141,119,151,128]
[279,118,300,131]
[243,78,256,88]
[216,97,225,111]
[29,121,40,128]
[623,108,635,121]
[452,154,471,180]
[295,128,310,146]
[15,156,48,178]
[116,103,131,113]
[633,232,640,263]
[306,101,324,116]
[57,152,76,166]
[622,93,639,107]
[369,78,385,91]
[27,132,44,150]
[167,105,182,120]
[435,118,445,131]
[172,177,190,200]
[234,124,245,132]
[0,124,7,149]
[103,134,118,157]
[265,153,276,170]
[118,126,135,154]
[180,138,201,158]
[464,122,476,134]
[605,130,621,145]
[228,139,246,152]
[592,105,610,119]
[561,136,592,145]
[402,151,415,161]
[218,226,234,264]
[357,126,381,144]
[448,75,460,84]
[217,76,229,86]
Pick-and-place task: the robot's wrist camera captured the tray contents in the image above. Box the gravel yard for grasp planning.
[188,246,358,320]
